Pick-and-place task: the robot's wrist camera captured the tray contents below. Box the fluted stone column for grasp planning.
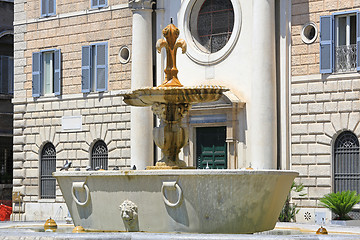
[129,0,154,169]
[250,0,277,169]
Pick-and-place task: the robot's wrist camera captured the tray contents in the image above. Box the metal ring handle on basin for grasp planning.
[161,181,183,207]
[71,182,90,206]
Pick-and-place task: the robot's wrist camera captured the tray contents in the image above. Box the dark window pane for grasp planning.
[198,14,212,37]
[350,15,356,45]
[196,0,234,53]
[211,34,228,53]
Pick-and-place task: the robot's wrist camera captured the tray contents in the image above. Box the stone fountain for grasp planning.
[54,23,298,234]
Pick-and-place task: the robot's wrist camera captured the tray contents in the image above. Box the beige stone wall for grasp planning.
[292,0,360,76]
[23,6,132,97]
[14,93,131,206]
[291,0,360,215]
[291,74,360,208]
[13,0,133,220]
[25,0,128,20]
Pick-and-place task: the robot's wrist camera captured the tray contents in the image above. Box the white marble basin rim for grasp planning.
[54,169,298,177]
[54,169,298,234]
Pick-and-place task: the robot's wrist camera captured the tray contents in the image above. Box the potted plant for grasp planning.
[319,190,360,222]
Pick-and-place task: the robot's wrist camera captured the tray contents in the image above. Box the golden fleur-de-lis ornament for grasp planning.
[156,20,187,87]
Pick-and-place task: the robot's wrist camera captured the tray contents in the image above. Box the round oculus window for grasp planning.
[180,0,241,65]
[191,0,234,53]
[301,22,318,44]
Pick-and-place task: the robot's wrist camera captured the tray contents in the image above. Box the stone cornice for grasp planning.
[128,0,154,10]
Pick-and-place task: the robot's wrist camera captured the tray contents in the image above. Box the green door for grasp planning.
[196,127,227,169]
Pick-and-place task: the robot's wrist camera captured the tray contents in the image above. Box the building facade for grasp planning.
[291,1,360,223]
[14,0,294,220]
[13,0,132,220]
[12,0,360,223]
[0,0,14,207]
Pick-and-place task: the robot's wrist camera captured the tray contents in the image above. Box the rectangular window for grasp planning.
[91,0,107,9]
[41,0,56,17]
[0,56,14,95]
[320,11,360,73]
[81,42,108,93]
[335,14,357,72]
[32,49,61,97]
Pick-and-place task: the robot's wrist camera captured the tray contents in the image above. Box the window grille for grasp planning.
[334,131,360,193]
[91,140,108,170]
[196,0,234,53]
[335,44,357,72]
[40,143,56,199]
[334,14,357,72]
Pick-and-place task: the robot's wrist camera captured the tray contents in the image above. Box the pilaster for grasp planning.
[129,0,154,169]
[250,0,277,169]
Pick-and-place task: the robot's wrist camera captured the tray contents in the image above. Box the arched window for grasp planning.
[334,131,360,193]
[40,142,56,199]
[91,140,108,170]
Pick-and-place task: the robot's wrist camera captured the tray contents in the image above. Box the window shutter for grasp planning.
[320,15,333,74]
[95,43,108,92]
[357,11,360,71]
[48,0,56,16]
[32,52,42,97]
[41,0,47,16]
[81,46,91,93]
[54,49,61,96]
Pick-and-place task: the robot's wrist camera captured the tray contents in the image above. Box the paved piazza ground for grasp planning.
[0,222,359,239]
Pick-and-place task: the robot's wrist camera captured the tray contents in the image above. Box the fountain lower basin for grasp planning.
[54,170,298,234]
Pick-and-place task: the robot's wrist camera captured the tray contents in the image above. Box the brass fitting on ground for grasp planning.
[44,217,57,232]
[72,226,86,233]
[316,226,328,234]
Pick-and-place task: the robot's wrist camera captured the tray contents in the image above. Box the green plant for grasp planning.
[278,181,306,222]
[319,190,360,220]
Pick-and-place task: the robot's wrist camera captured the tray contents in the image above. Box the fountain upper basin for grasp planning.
[122,86,229,106]
[54,169,298,234]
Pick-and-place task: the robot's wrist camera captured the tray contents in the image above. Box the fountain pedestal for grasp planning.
[152,102,189,168]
